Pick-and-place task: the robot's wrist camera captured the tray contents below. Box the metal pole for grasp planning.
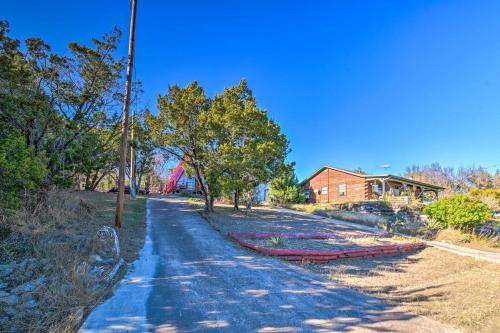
[115,0,138,227]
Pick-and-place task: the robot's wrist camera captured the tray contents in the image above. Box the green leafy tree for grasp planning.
[0,21,61,156]
[0,20,125,191]
[149,80,289,212]
[44,27,124,183]
[204,80,288,210]
[131,109,157,189]
[0,132,48,209]
[268,163,305,206]
[148,81,213,210]
[68,126,120,190]
[423,195,492,232]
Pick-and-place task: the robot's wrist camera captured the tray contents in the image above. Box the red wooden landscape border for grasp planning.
[228,232,425,263]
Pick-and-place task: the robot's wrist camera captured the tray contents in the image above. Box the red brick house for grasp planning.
[301,166,444,204]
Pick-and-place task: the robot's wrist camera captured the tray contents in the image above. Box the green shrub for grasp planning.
[269,237,285,247]
[425,218,444,231]
[423,195,492,232]
[0,132,48,209]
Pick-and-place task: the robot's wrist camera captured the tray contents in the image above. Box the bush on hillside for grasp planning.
[469,188,500,211]
[423,195,492,232]
[0,132,48,209]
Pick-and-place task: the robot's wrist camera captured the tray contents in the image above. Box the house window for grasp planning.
[372,184,380,194]
[339,183,347,196]
[321,186,328,195]
[304,189,311,199]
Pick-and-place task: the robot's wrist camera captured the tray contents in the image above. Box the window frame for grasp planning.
[338,183,347,196]
[321,186,328,195]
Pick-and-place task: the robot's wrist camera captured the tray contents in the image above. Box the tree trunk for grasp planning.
[137,172,143,191]
[203,195,211,212]
[234,189,240,211]
[91,172,108,191]
[145,174,151,193]
[192,162,212,212]
[209,195,215,212]
[84,173,92,190]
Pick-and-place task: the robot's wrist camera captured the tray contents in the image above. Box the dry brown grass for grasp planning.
[199,204,368,235]
[196,201,500,333]
[76,191,147,263]
[0,190,146,333]
[249,236,415,251]
[305,248,500,333]
[434,229,500,253]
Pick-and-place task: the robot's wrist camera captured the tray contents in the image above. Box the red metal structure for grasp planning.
[164,159,186,193]
[164,158,201,194]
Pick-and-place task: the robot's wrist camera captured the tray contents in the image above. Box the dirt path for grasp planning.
[80,197,457,332]
[426,240,500,264]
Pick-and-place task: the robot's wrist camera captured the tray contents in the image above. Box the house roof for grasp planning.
[301,165,445,190]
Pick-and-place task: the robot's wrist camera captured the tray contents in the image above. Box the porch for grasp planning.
[366,175,443,203]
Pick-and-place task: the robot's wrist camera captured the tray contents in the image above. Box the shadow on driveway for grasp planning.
[81,197,456,333]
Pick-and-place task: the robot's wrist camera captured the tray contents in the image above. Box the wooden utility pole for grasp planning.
[130,106,137,200]
[115,0,138,228]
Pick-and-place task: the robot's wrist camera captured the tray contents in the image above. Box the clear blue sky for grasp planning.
[4,0,500,180]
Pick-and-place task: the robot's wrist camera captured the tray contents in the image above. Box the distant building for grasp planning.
[301,166,444,204]
[255,183,269,203]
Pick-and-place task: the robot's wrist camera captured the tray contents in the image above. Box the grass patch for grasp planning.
[287,203,390,229]
[77,191,147,262]
[187,196,204,204]
[0,190,146,333]
[434,229,500,253]
[192,199,499,333]
[287,203,337,215]
[306,248,500,333]
[197,204,368,236]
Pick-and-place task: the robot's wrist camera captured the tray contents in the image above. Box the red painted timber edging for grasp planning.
[228,232,425,262]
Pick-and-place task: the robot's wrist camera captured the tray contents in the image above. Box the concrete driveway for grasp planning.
[80,197,457,332]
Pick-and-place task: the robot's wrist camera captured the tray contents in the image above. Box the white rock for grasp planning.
[95,226,120,259]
